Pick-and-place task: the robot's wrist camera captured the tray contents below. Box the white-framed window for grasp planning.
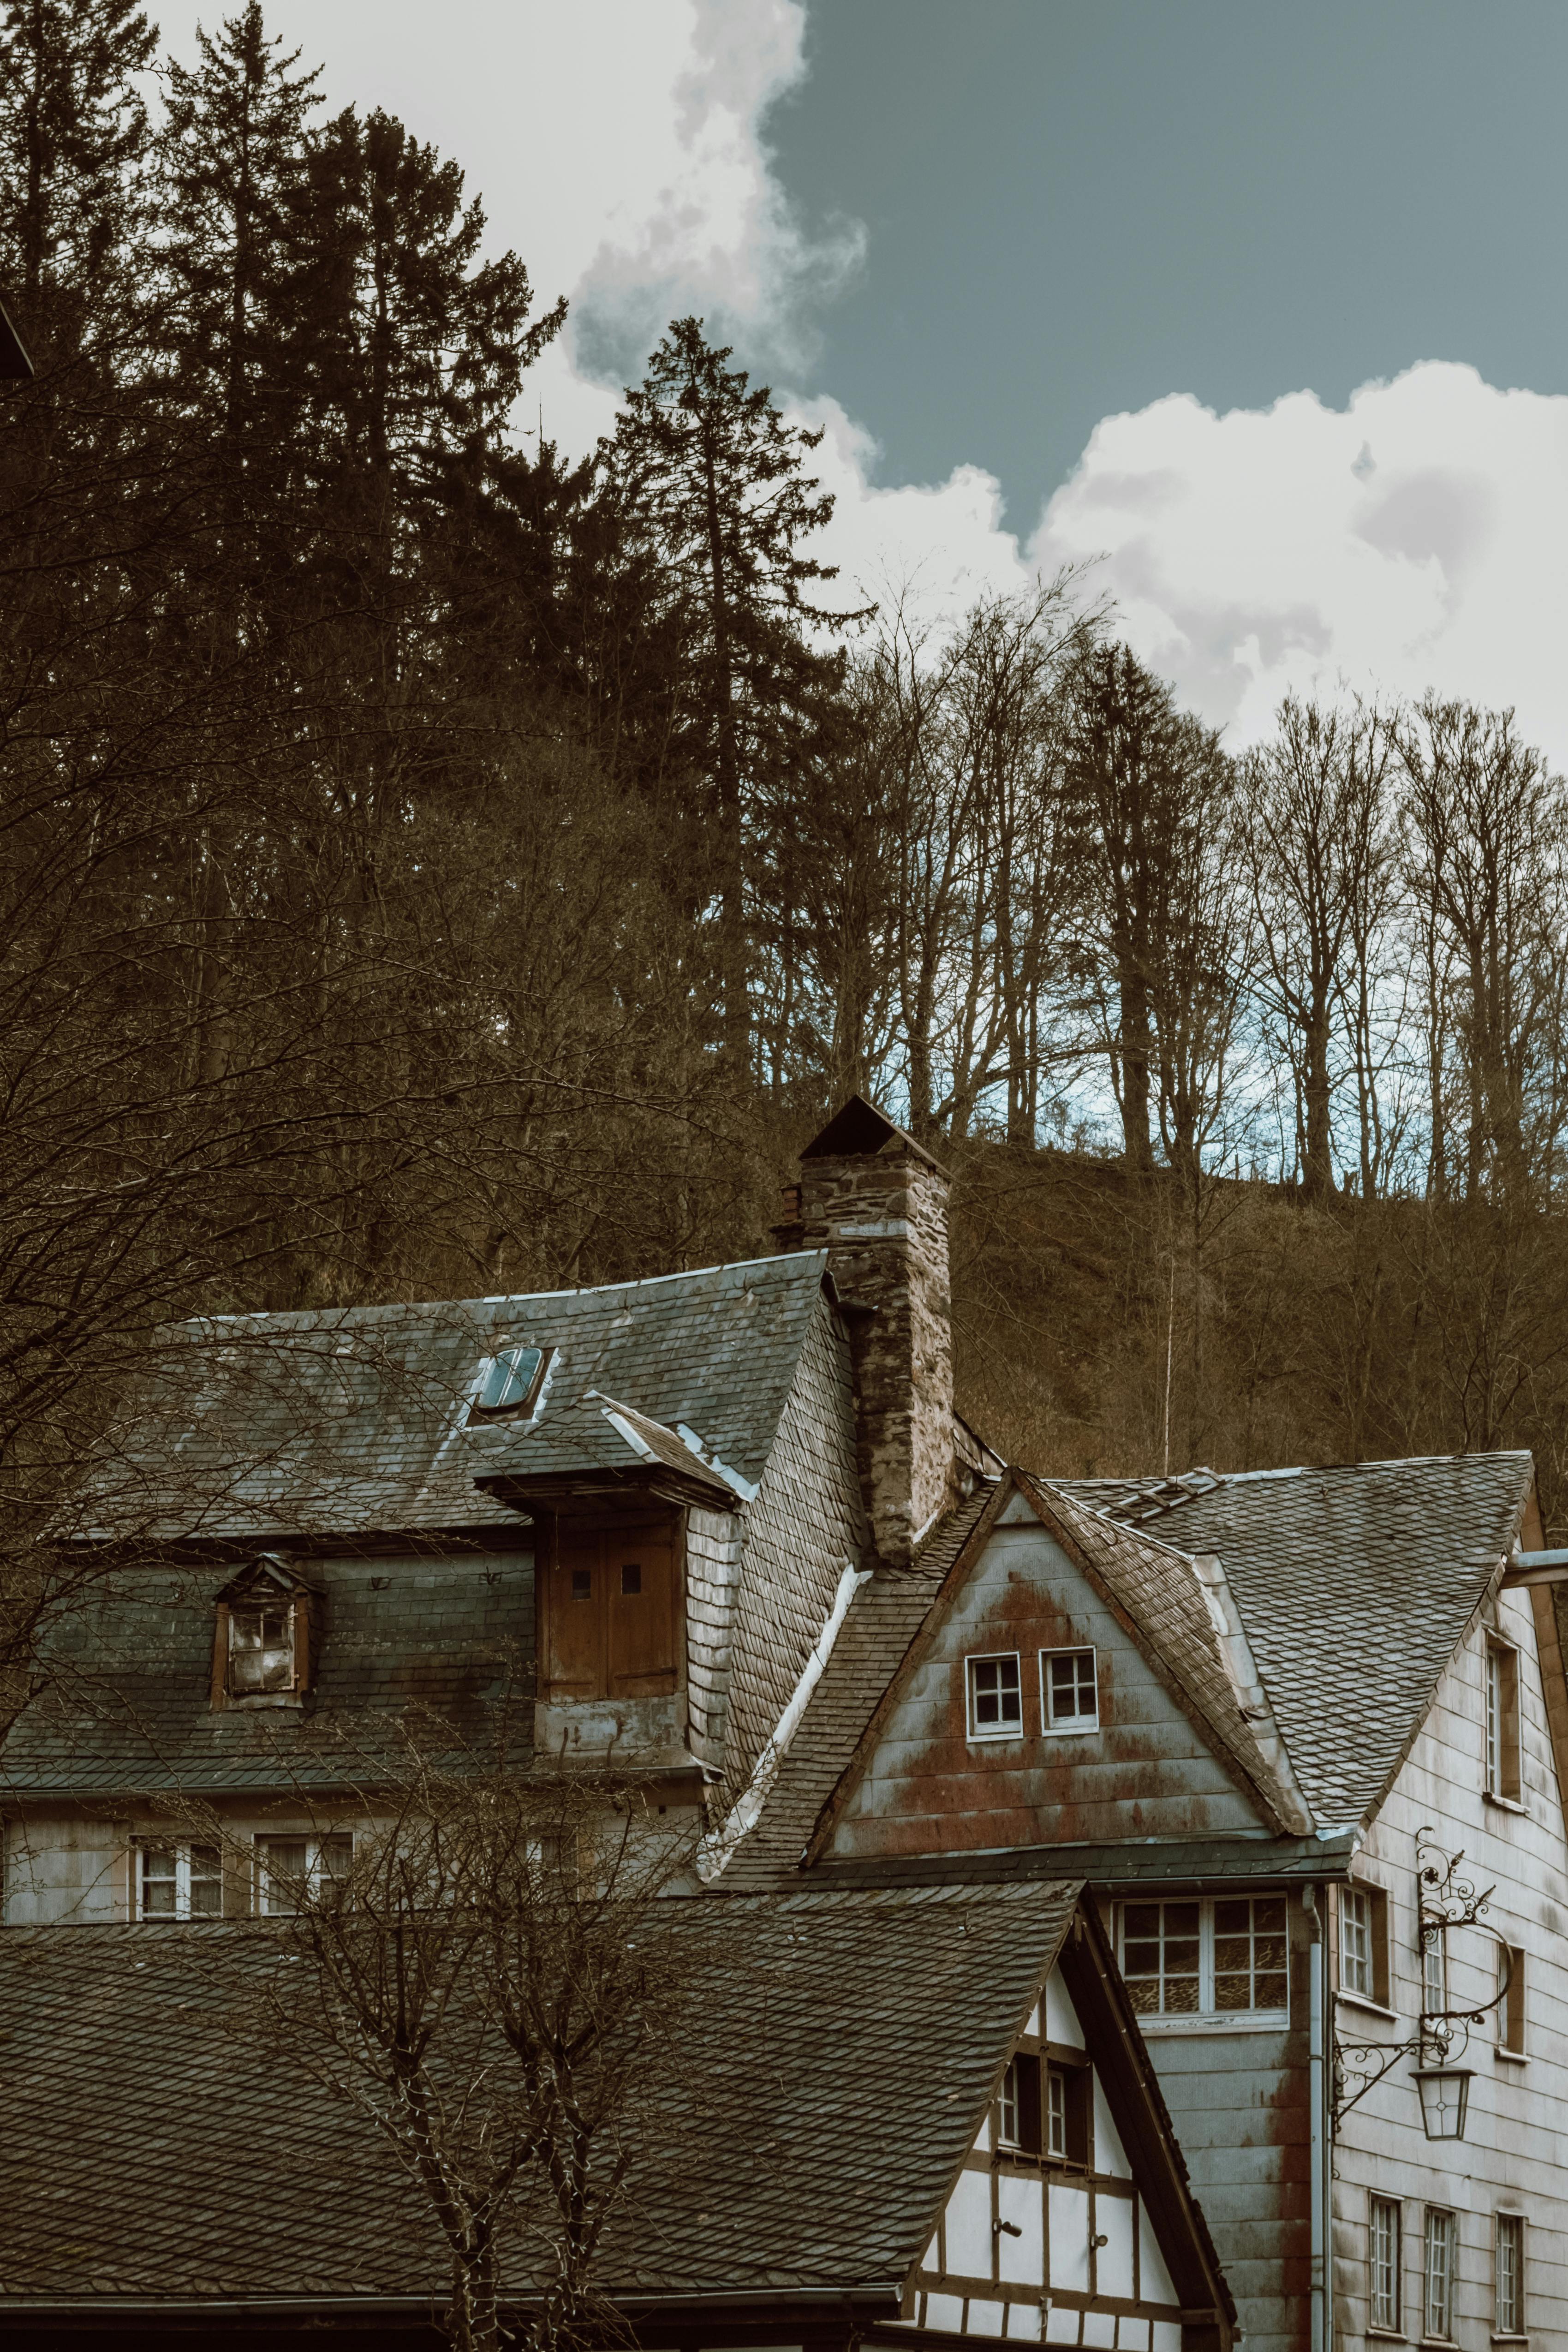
[1046,2065,1068,2157]
[966,1652,1023,1740]
[1496,2213,1525,2337]
[1370,2195,1402,2333]
[256,1833,353,1915]
[1423,2208,1455,2342]
[1486,1639,1522,1801]
[1040,1646,1098,1733]
[137,1841,223,1921]
[1339,1881,1389,2003]
[1119,1896,1288,2020]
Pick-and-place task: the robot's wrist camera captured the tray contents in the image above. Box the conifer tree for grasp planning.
[0,0,155,366]
[602,317,861,1062]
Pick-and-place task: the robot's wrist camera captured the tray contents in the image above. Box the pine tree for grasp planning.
[0,0,156,368]
[601,317,862,1062]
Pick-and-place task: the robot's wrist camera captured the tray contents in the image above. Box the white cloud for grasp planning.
[1030,363,1568,763]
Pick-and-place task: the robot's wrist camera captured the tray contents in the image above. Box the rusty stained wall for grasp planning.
[799,1140,954,1568]
[825,1510,1267,1860]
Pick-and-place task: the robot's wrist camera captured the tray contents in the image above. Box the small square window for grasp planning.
[966,1653,1023,1740]
[571,1568,592,1601]
[621,1562,642,1595]
[1041,1647,1098,1732]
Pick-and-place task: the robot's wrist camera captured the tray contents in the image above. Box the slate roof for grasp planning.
[1,1552,534,1797]
[1023,1476,1305,1833]
[84,1253,830,1541]
[723,1486,995,1887]
[1060,1451,1535,1829]
[0,1882,1077,2309]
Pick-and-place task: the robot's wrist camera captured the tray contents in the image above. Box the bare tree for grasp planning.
[178,1762,691,2352]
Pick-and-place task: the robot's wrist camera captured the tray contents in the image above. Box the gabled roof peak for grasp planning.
[799,1093,946,1173]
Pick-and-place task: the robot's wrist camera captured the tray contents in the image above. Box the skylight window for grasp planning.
[469,1343,549,1421]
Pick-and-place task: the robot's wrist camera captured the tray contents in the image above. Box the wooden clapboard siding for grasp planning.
[1331,1577,1568,2352]
[827,1520,1266,1860]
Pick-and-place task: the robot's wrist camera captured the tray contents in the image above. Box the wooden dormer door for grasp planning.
[543,1512,679,1701]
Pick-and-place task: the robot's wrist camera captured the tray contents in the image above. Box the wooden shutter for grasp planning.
[544,1523,606,1699]
[607,1518,678,1697]
[209,1604,230,1710]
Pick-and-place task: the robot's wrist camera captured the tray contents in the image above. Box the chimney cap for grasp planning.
[800,1092,946,1172]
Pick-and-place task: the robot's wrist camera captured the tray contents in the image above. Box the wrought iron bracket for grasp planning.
[1330,1829,1513,2125]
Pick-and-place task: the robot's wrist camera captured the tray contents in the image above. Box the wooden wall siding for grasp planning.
[908,1963,1187,2349]
[3,1811,128,1925]
[1331,1580,1568,2352]
[827,1519,1266,1859]
[720,1296,869,1805]
[685,1506,743,1772]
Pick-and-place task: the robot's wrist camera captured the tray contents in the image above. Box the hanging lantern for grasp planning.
[1414,2066,1473,2140]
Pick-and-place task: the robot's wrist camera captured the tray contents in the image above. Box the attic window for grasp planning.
[966,1653,1023,1741]
[469,1343,549,1421]
[231,1606,294,1695]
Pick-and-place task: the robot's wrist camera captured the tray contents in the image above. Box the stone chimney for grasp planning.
[791,1096,955,1568]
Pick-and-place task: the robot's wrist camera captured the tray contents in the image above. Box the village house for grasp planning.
[4,1097,1567,2352]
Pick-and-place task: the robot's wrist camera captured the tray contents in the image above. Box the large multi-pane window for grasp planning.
[1424,2209,1455,2342]
[1120,1897,1288,2018]
[1496,2214,1524,2337]
[1370,2197,1401,2332]
[137,1842,223,1920]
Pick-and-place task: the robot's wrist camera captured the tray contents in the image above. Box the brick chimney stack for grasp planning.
[794,1096,955,1568]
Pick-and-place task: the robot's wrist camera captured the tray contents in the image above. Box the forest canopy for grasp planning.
[5,0,1568,1593]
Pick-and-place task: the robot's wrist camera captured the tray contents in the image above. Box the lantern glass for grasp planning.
[1414,2067,1472,2140]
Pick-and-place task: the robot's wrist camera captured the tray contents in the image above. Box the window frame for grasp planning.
[1117,1894,1290,2027]
[1485,1638,1523,1804]
[1370,2195,1403,2335]
[1495,2212,1525,2339]
[134,1839,225,1922]
[467,1343,551,1423]
[1423,2207,1456,2344]
[1422,1922,1449,2019]
[254,1831,354,1916]
[965,1650,1025,1743]
[1498,1944,1526,2058]
[1339,1880,1391,2007]
[1039,1645,1100,1735]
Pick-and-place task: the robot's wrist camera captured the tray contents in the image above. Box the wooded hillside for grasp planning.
[6,0,1568,1578]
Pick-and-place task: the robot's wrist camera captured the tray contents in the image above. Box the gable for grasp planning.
[915,1958,1191,2346]
[821,1498,1271,1863]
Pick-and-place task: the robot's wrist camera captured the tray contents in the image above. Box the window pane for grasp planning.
[971,1656,1022,1731]
[1047,2068,1068,2157]
[1121,1900,1201,2014]
[231,1606,293,1693]
[1371,2198,1401,2331]
[189,1844,223,1919]
[999,2058,1019,2145]
[261,1837,308,1914]
[316,1834,353,1884]
[1424,1929,1448,2015]
[620,1563,641,1595]
[1046,1650,1097,1725]
[474,1344,543,1413]
[1497,2214,1523,2335]
[1425,2209,1454,2340]
[571,1568,592,1600]
[1215,1897,1290,2015]
[140,1848,178,1917]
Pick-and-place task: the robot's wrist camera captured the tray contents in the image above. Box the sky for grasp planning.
[157,0,1568,760]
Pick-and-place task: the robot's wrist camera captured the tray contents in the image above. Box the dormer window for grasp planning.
[469,1343,550,1421]
[211,1555,316,1710]
[231,1605,293,1694]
